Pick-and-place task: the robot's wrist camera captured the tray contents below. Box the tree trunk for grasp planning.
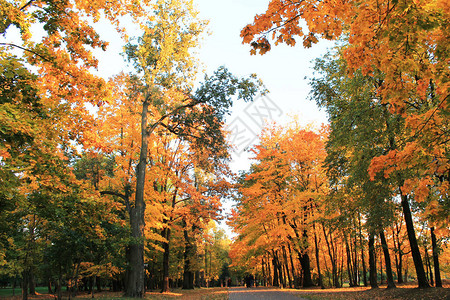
[22,269,29,300]
[313,224,323,288]
[91,275,96,298]
[182,221,194,289]
[400,194,430,288]
[272,253,280,287]
[161,227,171,293]
[424,243,433,286]
[379,230,396,288]
[282,246,292,288]
[267,252,272,286]
[368,234,378,289]
[345,236,355,287]
[28,269,36,296]
[392,223,404,284]
[57,267,62,300]
[431,227,442,287]
[323,226,339,288]
[125,99,150,298]
[300,230,314,287]
[287,244,299,288]
[359,215,368,287]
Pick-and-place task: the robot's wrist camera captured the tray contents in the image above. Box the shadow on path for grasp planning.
[228,287,307,300]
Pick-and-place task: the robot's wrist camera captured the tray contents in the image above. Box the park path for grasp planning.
[228,287,307,300]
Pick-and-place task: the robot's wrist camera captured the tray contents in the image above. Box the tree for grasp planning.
[242,1,449,288]
[230,120,328,288]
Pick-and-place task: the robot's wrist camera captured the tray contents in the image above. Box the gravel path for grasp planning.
[228,287,307,300]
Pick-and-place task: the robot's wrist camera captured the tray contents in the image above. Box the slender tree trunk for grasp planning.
[379,230,396,288]
[424,243,433,286]
[392,224,404,284]
[91,275,97,298]
[323,226,339,288]
[261,258,266,287]
[282,246,292,288]
[275,252,284,288]
[313,224,323,288]
[125,99,150,297]
[359,215,368,287]
[431,227,442,287]
[161,227,171,293]
[287,244,299,288]
[182,223,194,290]
[368,234,378,289]
[47,278,53,294]
[400,194,430,288]
[379,245,384,285]
[57,266,62,300]
[345,236,354,287]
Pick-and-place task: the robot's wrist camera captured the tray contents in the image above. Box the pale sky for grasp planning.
[194,0,334,172]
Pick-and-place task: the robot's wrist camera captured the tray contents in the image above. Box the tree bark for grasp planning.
[282,246,292,288]
[299,230,314,287]
[359,214,368,287]
[368,234,378,289]
[424,243,433,286]
[431,227,442,287]
[400,194,430,288]
[313,224,323,288]
[161,227,171,293]
[125,99,150,298]
[182,222,194,290]
[22,269,29,300]
[379,230,396,288]
[28,269,36,296]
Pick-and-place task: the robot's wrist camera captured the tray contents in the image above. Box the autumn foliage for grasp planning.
[0,0,448,298]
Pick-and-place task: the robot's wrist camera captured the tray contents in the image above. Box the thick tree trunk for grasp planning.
[29,270,36,296]
[272,253,280,287]
[431,227,442,287]
[379,230,396,288]
[22,269,29,300]
[368,234,378,289]
[300,230,314,287]
[400,194,430,288]
[125,100,150,298]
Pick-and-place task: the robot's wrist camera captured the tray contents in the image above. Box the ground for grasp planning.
[0,282,449,299]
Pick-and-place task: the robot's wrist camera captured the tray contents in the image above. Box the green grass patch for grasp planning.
[0,286,49,297]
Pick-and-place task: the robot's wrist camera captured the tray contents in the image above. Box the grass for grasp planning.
[0,287,228,299]
[0,287,48,297]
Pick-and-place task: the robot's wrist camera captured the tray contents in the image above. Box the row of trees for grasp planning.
[230,0,449,290]
[1,0,261,298]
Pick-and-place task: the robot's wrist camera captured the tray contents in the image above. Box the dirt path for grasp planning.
[228,287,306,300]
